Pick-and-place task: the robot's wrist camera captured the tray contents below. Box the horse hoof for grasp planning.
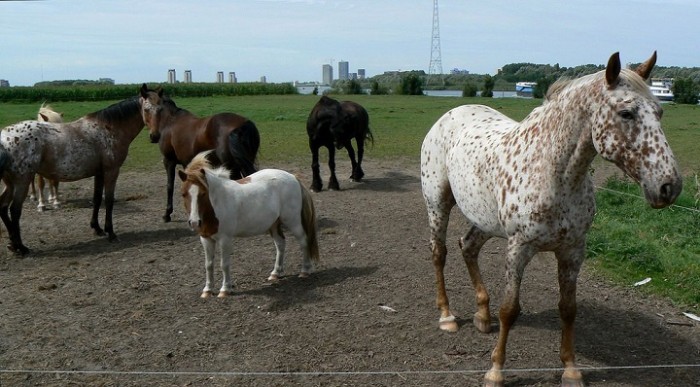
[37,206,46,212]
[217,291,231,298]
[267,274,280,281]
[561,377,585,387]
[474,313,491,333]
[201,291,212,298]
[7,244,30,256]
[163,215,172,223]
[298,272,310,278]
[439,316,459,332]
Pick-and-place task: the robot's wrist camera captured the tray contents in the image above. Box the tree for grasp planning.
[370,81,388,95]
[533,76,556,99]
[481,75,494,98]
[398,74,424,95]
[672,78,699,104]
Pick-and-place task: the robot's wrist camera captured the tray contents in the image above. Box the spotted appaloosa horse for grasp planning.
[420,52,682,387]
[30,103,63,212]
[0,97,144,255]
[178,151,320,298]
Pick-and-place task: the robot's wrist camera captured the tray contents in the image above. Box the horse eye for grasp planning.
[618,110,634,120]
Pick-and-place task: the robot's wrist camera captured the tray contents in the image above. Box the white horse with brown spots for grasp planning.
[420,51,682,387]
[30,103,64,211]
[178,151,320,298]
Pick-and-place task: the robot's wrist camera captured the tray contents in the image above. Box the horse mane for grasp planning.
[38,103,63,123]
[86,97,141,126]
[546,68,654,101]
[184,151,230,188]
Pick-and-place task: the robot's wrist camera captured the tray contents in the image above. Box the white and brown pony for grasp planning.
[420,52,682,386]
[30,103,64,211]
[178,151,320,298]
[0,97,144,255]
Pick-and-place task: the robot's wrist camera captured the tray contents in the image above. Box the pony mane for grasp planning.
[38,103,63,122]
[86,97,141,126]
[546,68,654,101]
[184,151,230,188]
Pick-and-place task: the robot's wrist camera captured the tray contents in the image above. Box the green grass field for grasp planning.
[1,95,699,311]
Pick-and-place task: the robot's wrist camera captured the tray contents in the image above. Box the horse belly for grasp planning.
[39,141,102,181]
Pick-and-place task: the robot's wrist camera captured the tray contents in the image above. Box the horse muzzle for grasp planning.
[644,178,683,209]
[187,219,201,231]
[149,132,161,143]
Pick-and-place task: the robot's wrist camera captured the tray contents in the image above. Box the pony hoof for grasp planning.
[200,291,212,298]
[267,274,280,281]
[37,206,46,212]
[298,272,310,278]
[217,291,231,298]
[561,377,585,387]
[7,244,30,256]
[439,316,459,332]
[163,215,171,223]
[473,313,491,333]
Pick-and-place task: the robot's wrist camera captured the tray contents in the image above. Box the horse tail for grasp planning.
[297,177,320,262]
[228,120,260,177]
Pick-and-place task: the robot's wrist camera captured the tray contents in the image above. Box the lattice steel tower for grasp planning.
[427,0,444,87]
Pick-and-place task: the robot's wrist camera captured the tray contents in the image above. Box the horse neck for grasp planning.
[517,83,600,187]
[206,173,240,215]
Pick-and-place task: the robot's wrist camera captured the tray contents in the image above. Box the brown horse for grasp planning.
[139,84,260,222]
[0,97,145,255]
[306,96,372,192]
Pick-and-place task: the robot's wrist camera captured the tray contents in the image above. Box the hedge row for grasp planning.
[0,82,298,103]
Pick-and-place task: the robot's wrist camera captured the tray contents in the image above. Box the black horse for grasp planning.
[306,96,373,192]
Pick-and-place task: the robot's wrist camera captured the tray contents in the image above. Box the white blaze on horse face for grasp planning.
[187,184,202,230]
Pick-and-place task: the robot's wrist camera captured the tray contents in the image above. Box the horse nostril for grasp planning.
[660,183,677,203]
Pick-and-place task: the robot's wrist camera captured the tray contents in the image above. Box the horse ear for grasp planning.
[606,52,621,87]
[156,87,164,97]
[635,51,657,80]
[178,169,187,182]
[39,113,48,121]
[140,83,149,98]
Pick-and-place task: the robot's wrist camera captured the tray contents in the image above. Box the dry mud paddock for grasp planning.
[0,159,698,387]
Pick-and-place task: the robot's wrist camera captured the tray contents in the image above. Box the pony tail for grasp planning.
[298,178,320,262]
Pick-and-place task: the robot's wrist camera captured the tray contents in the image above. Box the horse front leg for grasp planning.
[484,240,535,387]
[163,159,177,222]
[310,141,323,192]
[268,221,286,281]
[4,181,31,255]
[218,236,234,297]
[556,245,585,387]
[102,170,119,242]
[459,226,492,333]
[327,145,339,191]
[90,173,105,236]
[200,237,216,298]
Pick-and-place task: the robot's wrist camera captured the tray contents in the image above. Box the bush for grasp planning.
[480,75,494,98]
[462,82,478,97]
[398,74,424,95]
[672,78,699,104]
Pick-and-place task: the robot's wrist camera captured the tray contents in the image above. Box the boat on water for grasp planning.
[649,79,674,102]
[515,81,536,97]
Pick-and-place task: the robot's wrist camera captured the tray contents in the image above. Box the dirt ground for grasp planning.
[0,158,698,387]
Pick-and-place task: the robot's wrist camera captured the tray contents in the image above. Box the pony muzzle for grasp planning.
[188,219,201,231]
[149,132,161,143]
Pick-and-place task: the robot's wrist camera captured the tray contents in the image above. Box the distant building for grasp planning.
[450,68,470,75]
[0,79,8,87]
[167,69,176,84]
[216,71,224,83]
[357,69,366,80]
[350,73,357,80]
[229,72,237,83]
[98,78,115,85]
[338,60,349,80]
[184,70,192,83]
[322,64,333,85]
[260,76,267,83]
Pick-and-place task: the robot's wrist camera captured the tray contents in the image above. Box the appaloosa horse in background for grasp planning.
[139,84,260,222]
[30,103,64,212]
[420,51,681,386]
[306,96,372,192]
[0,97,145,254]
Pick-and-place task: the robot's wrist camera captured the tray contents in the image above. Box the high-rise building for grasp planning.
[322,64,333,85]
[229,72,237,83]
[357,69,366,80]
[184,70,192,83]
[167,69,176,84]
[216,71,224,83]
[338,60,349,80]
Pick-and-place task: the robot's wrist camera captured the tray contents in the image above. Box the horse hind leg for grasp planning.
[556,245,585,387]
[459,226,492,333]
[36,176,47,212]
[49,180,60,209]
[327,146,340,191]
[267,220,286,281]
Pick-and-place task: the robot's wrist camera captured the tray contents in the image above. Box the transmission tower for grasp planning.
[426,0,444,87]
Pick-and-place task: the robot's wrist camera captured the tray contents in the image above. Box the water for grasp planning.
[295,85,520,98]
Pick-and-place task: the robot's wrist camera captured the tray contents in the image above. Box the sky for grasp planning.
[1,0,699,86]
